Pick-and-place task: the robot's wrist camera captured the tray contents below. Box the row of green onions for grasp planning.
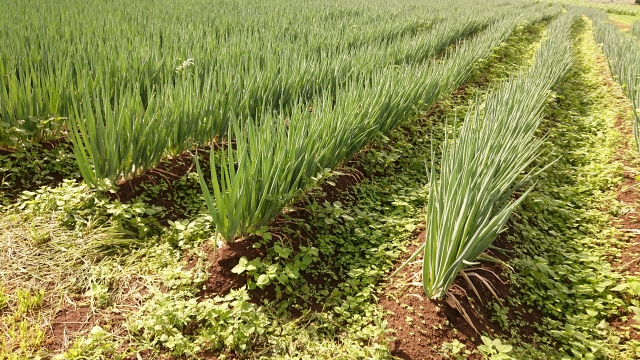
[1,0,560,187]
[554,0,640,17]
[397,11,576,299]
[583,7,640,152]
[2,0,507,182]
[1,0,564,243]
[196,3,563,242]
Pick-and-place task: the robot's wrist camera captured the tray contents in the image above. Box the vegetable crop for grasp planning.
[586,9,640,152]
[397,12,575,299]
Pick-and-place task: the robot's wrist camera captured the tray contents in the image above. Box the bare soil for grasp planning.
[379,228,545,359]
[48,305,91,351]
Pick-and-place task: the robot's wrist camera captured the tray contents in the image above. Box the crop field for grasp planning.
[4,0,640,358]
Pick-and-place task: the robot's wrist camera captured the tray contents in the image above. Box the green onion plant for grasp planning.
[586,9,640,152]
[197,3,562,242]
[396,12,575,299]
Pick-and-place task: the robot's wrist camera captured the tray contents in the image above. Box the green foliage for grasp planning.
[0,285,7,310]
[587,9,640,152]
[54,326,118,360]
[477,336,515,360]
[7,2,640,359]
[400,13,575,299]
[553,0,640,16]
[85,282,111,310]
[14,180,162,239]
[1,288,46,360]
[196,1,562,242]
[633,20,640,38]
[231,244,319,297]
[495,18,640,359]
[0,142,78,204]
[130,288,270,356]
[80,23,542,355]
[441,339,471,359]
[15,289,44,315]
[121,17,549,359]
[1,0,558,184]
[126,19,550,358]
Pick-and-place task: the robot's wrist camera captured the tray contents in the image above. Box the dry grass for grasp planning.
[0,201,152,357]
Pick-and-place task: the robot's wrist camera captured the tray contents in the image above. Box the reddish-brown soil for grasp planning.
[380,230,544,360]
[46,284,153,355]
[198,238,267,297]
[315,166,364,207]
[614,172,640,276]
[610,313,640,342]
[48,305,92,351]
[195,165,367,304]
[611,19,632,31]
[612,112,640,277]
[609,137,640,337]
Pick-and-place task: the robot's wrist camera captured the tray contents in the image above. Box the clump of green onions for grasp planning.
[398,13,575,299]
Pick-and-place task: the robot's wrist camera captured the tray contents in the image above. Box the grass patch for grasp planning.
[609,13,640,28]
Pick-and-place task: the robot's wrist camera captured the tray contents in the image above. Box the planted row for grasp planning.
[587,10,640,151]
[65,1,540,186]
[555,0,640,16]
[197,6,563,242]
[1,0,533,185]
[401,12,575,299]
